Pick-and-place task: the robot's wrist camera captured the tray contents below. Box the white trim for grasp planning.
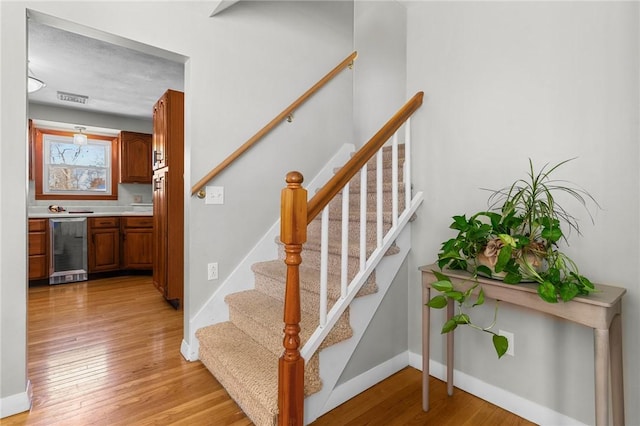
[323,352,409,414]
[0,380,32,419]
[184,143,356,361]
[407,352,586,426]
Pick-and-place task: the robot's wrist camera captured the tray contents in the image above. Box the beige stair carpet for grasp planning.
[196,145,407,426]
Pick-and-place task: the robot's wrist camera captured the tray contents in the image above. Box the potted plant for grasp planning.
[428,158,599,357]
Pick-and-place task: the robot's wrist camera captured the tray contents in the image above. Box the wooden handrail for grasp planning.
[191,51,358,196]
[306,91,424,222]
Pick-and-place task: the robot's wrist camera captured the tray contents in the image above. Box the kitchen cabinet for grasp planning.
[120,131,152,184]
[88,217,120,273]
[28,218,48,280]
[152,89,184,308]
[121,216,153,270]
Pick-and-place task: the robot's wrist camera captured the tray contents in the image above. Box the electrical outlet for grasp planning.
[207,262,218,280]
[499,330,515,356]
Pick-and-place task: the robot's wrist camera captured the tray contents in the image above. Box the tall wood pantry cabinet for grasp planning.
[152,89,184,308]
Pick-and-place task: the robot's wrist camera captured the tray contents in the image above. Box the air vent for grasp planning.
[57,91,89,104]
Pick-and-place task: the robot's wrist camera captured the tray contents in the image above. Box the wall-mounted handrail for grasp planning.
[306,91,424,222]
[278,91,424,426]
[191,51,358,196]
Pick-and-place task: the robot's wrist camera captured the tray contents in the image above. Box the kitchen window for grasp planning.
[34,128,119,200]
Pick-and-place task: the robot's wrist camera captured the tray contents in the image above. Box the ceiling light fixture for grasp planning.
[73,126,88,145]
[27,64,46,93]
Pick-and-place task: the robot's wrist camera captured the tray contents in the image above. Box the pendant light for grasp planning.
[27,63,46,93]
[73,126,88,145]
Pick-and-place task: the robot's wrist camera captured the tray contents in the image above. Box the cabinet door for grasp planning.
[89,228,120,272]
[120,131,152,183]
[152,171,168,296]
[28,219,48,280]
[122,228,153,270]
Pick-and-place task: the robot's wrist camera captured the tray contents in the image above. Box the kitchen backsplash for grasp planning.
[28,181,153,211]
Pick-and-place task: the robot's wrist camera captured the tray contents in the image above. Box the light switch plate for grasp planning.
[205,186,224,205]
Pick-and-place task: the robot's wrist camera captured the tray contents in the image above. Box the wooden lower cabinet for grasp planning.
[121,216,153,270]
[28,219,48,280]
[88,217,120,273]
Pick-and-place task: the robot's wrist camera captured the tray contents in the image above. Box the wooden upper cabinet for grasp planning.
[152,90,184,172]
[152,95,167,171]
[120,131,152,183]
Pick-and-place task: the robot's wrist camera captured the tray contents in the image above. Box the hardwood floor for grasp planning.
[4,276,535,425]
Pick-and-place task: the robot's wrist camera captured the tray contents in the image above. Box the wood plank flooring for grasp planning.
[3,275,535,425]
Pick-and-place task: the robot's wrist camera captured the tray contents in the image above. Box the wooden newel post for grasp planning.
[278,171,307,426]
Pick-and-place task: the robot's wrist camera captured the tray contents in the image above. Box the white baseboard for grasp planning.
[0,380,32,419]
[323,351,410,414]
[408,352,586,426]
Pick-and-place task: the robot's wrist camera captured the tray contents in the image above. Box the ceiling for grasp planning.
[28,20,185,122]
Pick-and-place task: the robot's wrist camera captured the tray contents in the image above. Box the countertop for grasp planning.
[29,211,152,218]
[29,203,152,218]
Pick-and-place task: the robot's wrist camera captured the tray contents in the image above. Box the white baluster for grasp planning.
[320,206,329,327]
[360,164,367,271]
[376,150,383,249]
[405,119,411,212]
[392,133,399,228]
[341,183,349,298]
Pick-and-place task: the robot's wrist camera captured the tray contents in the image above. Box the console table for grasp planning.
[420,264,626,426]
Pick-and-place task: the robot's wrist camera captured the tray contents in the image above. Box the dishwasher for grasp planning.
[49,217,88,284]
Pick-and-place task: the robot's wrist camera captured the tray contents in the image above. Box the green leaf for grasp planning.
[493,334,509,358]
[494,245,512,273]
[453,314,470,325]
[432,270,452,283]
[427,295,448,309]
[498,234,516,247]
[503,272,522,284]
[445,291,464,302]
[559,282,579,302]
[472,287,485,307]
[442,318,458,333]
[451,215,468,231]
[541,227,562,243]
[431,279,453,293]
[537,280,558,303]
[476,265,493,277]
[463,283,479,299]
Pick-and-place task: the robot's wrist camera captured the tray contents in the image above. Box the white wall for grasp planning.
[406,2,639,425]
[353,0,406,145]
[0,0,353,414]
[336,0,410,385]
[0,1,30,415]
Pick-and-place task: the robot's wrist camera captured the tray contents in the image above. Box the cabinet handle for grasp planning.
[154,150,163,164]
[154,177,163,191]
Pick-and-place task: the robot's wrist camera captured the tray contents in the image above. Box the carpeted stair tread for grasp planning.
[303,231,401,258]
[252,260,377,316]
[225,290,353,357]
[196,322,278,426]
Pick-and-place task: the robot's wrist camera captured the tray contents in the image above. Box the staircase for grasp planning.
[196,145,413,425]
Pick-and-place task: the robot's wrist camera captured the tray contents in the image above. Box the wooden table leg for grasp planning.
[422,283,430,411]
[609,313,625,426]
[594,328,610,426]
[447,299,454,396]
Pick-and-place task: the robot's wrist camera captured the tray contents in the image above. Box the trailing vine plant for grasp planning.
[428,159,600,358]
